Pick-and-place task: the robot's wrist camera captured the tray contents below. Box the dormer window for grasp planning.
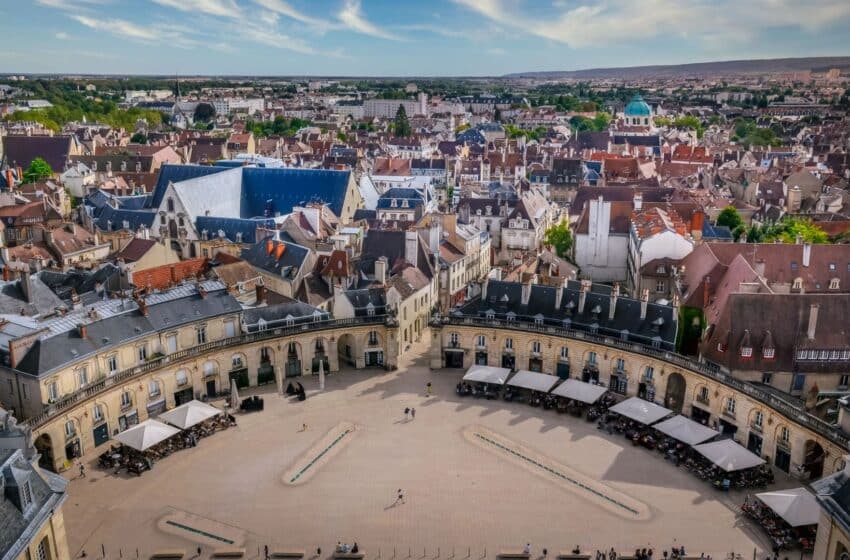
[366,303,375,316]
[485,309,495,320]
[741,346,753,358]
[476,209,482,216]
[401,199,409,208]
[793,278,802,290]
[717,342,726,353]
[20,480,33,511]
[763,348,775,359]
[534,314,544,326]
[485,205,492,216]
[506,311,516,322]
[830,278,840,290]
[391,199,398,208]
[285,315,295,326]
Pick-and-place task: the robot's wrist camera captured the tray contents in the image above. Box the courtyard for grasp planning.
[62,338,796,559]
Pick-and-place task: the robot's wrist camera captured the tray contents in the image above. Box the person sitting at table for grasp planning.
[351,543,359,554]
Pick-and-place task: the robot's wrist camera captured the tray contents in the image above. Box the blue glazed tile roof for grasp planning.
[93,205,156,232]
[240,167,351,219]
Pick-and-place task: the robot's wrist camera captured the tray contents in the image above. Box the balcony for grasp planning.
[695,395,710,406]
[750,421,763,433]
[722,408,736,419]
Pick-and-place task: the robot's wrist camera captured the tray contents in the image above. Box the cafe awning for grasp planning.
[158,400,222,430]
[653,415,719,446]
[114,419,180,451]
[550,378,607,404]
[755,488,820,527]
[693,439,765,472]
[506,370,559,392]
[463,365,510,385]
[608,397,672,425]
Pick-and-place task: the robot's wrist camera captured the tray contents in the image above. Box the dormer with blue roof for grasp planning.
[623,94,653,128]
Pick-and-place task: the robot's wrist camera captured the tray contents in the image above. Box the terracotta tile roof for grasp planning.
[631,207,689,239]
[115,238,157,263]
[132,258,209,290]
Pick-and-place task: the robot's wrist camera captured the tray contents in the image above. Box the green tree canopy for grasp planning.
[743,217,829,244]
[193,103,216,123]
[130,132,148,144]
[393,104,411,137]
[544,222,573,258]
[716,206,744,231]
[23,157,53,183]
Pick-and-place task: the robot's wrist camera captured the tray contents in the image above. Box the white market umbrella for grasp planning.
[463,365,511,385]
[114,419,180,452]
[551,378,607,404]
[159,400,222,430]
[653,415,720,446]
[693,439,765,472]
[608,396,672,426]
[755,488,820,527]
[507,370,559,392]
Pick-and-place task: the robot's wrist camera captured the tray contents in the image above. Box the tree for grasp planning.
[193,102,216,123]
[130,132,148,144]
[716,206,743,231]
[393,104,411,137]
[23,157,53,184]
[544,222,573,258]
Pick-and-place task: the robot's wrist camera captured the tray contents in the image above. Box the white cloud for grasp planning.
[252,0,328,28]
[487,47,506,55]
[55,31,70,40]
[70,14,159,41]
[151,0,239,18]
[338,0,402,41]
[453,0,850,49]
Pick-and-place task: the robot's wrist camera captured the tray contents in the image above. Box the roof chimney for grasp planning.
[375,256,388,285]
[198,286,207,299]
[266,238,274,255]
[404,230,419,268]
[609,282,619,320]
[521,279,532,306]
[20,273,32,304]
[255,283,266,305]
[807,303,819,340]
[802,243,812,268]
[77,323,88,339]
[578,279,591,314]
[640,288,649,320]
[633,193,643,211]
[690,210,704,242]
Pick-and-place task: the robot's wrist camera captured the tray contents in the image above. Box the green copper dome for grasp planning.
[624,94,651,117]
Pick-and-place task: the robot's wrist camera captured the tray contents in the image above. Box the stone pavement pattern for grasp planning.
[62,337,793,558]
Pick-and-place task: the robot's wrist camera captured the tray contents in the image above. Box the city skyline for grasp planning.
[1,0,849,76]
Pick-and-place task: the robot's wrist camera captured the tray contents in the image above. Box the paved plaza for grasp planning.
[62,337,797,559]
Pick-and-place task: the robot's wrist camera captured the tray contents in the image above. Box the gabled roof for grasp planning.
[1,135,74,171]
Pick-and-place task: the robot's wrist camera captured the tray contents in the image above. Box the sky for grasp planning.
[1,0,850,76]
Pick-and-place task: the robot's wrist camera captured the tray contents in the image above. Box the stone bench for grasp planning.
[212,548,245,558]
[333,553,365,560]
[270,551,305,559]
[557,554,592,560]
[150,550,185,559]
[498,551,530,559]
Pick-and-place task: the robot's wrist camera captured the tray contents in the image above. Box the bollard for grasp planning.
[120,550,123,559]
[467,549,470,559]
[102,544,106,559]
[136,550,139,560]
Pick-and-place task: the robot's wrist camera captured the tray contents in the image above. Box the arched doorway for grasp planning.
[338,333,357,367]
[35,433,55,472]
[311,338,330,374]
[168,219,178,238]
[664,372,686,413]
[258,347,276,385]
[803,440,825,479]
[285,342,302,377]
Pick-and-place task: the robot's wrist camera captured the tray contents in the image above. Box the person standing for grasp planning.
[411,408,416,420]
[426,382,432,397]
[79,463,85,478]
[404,407,410,420]
[395,488,405,504]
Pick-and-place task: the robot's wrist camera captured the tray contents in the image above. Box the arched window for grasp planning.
[167,197,175,212]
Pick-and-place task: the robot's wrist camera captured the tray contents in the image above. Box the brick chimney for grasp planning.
[136,297,148,316]
[807,303,819,340]
[255,283,266,305]
[77,323,88,339]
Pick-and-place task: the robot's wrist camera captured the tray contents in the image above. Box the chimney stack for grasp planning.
[77,323,88,339]
[578,279,591,314]
[20,273,32,304]
[690,210,704,242]
[640,288,649,320]
[137,297,148,316]
[481,277,489,301]
[633,193,643,211]
[404,230,418,268]
[521,279,532,306]
[255,283,266,305]
[609,282,619,320]
[802,243,812,268]
[375,256,388,285]
[807,303,819,340]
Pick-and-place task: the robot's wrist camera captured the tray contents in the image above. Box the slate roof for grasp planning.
[149,164,229,209]
[195,216,276,244]
[1,135,74,171]
[92,205,156,232]
[344,288,387,317]
[240,167,351,219]
[457,280,677,350]
[242,236,310,277]
[242,300,328,332]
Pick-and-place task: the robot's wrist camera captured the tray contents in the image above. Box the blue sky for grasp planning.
[1,0,850,76]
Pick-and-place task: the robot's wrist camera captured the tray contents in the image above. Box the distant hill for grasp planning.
[503,56,850,79]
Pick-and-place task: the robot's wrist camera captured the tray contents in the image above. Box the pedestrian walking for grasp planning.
[79,463,85,478]
[301,423,307,432]
[404,407,410,420]
[426,382,432,396]
[264,545,269,559]
[523,544,531,555]
[395,488,405,504]
[411,408,416,420]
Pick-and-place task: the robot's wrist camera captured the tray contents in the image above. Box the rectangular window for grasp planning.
[726,398,736,415]
[176,370,189,386]
[197,326,207,345]
[741,347,753,358]
[753,411,763,428]
[588,352,597,364]
[148,380,160,397]
[615,358,626,372]
[655,280,665,293]
[699,387,709,401]
[763,348,775,359]
[78,367,88,387]
[560,347,569,359]
[780,427,790,443]
[224,320,236,338]
[532,341,541,353]
[107,356,118,374]
[841,375,849,388]
[65,420,75,437]
[166,334,178,354]
[137,346,147,363]
[505,338,513,350]
[120,391,132,408]
[47,381,58,401]
[645,366,654,381]
[93,404,103,422]
[476,335,486,348]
